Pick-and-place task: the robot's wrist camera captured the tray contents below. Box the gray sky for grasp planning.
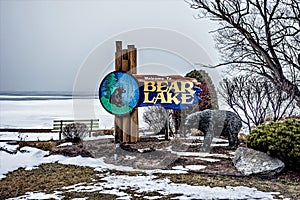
[0,0,220,93]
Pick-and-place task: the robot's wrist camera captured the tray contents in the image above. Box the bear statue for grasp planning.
[110,87,126,107]
[185,110,242,151]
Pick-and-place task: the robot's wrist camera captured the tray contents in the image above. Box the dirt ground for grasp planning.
[59,137,293,180]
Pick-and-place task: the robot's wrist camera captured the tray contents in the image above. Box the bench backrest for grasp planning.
[53,119,99,132]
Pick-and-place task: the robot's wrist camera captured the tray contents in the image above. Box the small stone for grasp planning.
[233,147,285,176]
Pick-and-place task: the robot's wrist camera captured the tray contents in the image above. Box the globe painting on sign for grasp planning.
[99,71,140,115]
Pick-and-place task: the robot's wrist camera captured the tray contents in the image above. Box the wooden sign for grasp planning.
[99,41,202,143]
[134,75,201,110]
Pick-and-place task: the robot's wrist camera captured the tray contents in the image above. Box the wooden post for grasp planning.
[128,45,139,142]
[114,42,139,143]
[122,49,131,143]
[89,120,93,137]
[59,120,63,140]
[115,41,123,143]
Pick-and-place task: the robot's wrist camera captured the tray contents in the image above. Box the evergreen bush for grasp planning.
[247,118,300,170]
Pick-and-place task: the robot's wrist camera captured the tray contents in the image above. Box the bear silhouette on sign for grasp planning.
[110,87,126,107]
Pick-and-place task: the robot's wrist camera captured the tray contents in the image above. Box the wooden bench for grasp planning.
[52,119,100,140]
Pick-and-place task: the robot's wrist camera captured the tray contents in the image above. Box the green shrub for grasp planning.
[247,119,300,170]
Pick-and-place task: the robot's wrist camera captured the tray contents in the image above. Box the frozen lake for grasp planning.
[0,95,147,130]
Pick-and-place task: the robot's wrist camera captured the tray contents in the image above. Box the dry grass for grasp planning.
[0,163,299,199]
[0,163,98,199]
[92,129,114,137]
[19,141,56,151]
[156,173,300,199]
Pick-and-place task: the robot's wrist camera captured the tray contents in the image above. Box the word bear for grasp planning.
[143,81,195,105]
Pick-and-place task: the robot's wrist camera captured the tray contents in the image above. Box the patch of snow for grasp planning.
[144,196,162,200]
[185,165,206,170]
[0,132,59,141]
[137,148,152,153]
[72,198,87,200]
[100,189,129,199]
[83,134,114,141]
[124,155,136,160]
[57,142,73,147]
[7,191,63,200]
[100,175,274,199]
[171,166,188,171]
[186,136,229,143]
[166,146,230,159]
[0,147,49,179]
[183,142,229,147]
[195,157,221,162]
[211,143,229,147]
[0,146,139,180]
[171,151,229,158]
[151,169,188,174]
[0,142,19,152]
[172,165,207,171]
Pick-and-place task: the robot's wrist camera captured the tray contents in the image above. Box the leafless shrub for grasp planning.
[62,122,88,143]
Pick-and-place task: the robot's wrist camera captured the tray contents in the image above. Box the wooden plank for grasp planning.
[53,122,99,126]
[128,45,137,74]
[53,123,99,128]
[121,48,131,143]
[52,119,99,133]
[122,115,130,143]
[128,45,139,142]
[130,108,139,142]
[115,116,123,143]
[116,41,123,69]
[133,74,199,84]
[122,49,129,72]
[115,41,123,143]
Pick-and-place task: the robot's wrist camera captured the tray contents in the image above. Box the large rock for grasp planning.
[233,147,285,176]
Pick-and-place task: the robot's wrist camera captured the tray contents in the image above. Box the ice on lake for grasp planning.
[0,95,148,130]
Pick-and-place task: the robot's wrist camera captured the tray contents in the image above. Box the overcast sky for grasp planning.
[0,0,220,93]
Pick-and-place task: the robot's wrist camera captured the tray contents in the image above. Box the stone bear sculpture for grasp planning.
[110,87,126,107]
[185,110,242,151]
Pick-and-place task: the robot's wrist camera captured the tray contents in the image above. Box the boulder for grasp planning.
[233,147,285,176]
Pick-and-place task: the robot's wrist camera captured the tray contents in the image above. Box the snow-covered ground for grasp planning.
[0,143,275,199]
[0,96,275,199]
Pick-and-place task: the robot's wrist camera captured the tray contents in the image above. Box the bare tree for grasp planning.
[220,76,297,131]
[143,106,168,133]
[187,0,300,107]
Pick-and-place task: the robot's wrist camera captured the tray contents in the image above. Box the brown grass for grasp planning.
[156,173,300,199]
[19,141,56,151]
[0,163,98,199]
